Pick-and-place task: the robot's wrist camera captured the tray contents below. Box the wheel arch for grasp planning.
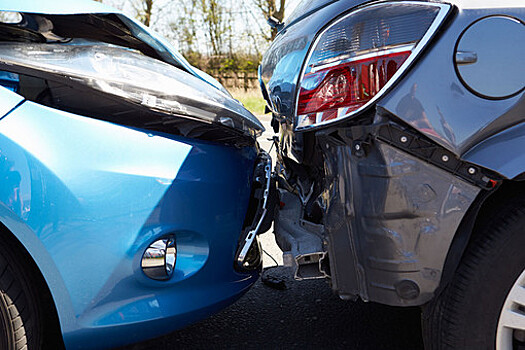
[438,177,525,299]
[463,121,525,180]
[436,112,525,297]
[0,204,73,347]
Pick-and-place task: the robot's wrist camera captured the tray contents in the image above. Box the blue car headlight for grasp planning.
[0,43,264,141]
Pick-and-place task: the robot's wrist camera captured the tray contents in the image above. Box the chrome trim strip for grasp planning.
[310,44,416,73]
[294,1,452,131]
[236,153,272,265]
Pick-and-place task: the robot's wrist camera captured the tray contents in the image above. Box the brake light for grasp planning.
[298,50,411,118]
[295,2,450,130]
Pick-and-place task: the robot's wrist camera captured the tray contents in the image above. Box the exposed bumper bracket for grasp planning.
[275,189,329,280]
[235,151,272,269]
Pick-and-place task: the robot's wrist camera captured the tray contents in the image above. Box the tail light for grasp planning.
[295,2,450,130]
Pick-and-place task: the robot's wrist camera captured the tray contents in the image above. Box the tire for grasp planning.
[422,199,525,350]
[0,239,42,350]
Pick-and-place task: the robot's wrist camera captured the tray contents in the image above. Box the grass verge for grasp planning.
[229,87,267,115]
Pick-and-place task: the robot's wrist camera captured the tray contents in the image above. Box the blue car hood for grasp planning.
[0,0,226,92]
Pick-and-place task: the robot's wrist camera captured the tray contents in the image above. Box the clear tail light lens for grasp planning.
[295,2,450,130]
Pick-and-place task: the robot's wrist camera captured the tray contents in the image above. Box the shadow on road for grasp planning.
[124,267,423,350]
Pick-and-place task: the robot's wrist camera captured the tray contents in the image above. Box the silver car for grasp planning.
[260,0,524,348]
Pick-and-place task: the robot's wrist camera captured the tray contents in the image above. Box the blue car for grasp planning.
[0,1,270,348]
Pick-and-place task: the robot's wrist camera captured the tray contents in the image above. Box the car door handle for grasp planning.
[455,51,478,65]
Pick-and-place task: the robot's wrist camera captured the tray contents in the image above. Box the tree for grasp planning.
[170,0,199,53]
[199,0,231,56]
[252,0,285,41]
[132,0,154,26]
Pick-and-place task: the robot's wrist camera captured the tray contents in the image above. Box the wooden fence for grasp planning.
[209,70,259,91]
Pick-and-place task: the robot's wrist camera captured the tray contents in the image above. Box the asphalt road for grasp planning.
[124,267,423,350]
[123,114,424,350]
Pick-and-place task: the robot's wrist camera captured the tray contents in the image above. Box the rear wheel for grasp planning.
[0,240,42,349]
[497,268,525,349]
[422,199,525,350]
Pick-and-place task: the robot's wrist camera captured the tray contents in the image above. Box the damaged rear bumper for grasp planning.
[273,115,497,306]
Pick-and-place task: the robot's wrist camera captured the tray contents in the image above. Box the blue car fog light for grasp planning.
[141,236,177,280]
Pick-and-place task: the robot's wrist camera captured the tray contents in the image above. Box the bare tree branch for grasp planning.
[251,0,286,41]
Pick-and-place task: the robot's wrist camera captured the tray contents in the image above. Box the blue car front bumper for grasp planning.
[0,96,261,348]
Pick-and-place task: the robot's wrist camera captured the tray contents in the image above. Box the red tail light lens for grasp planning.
[297,50,411,119]
[295,2,450,130]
